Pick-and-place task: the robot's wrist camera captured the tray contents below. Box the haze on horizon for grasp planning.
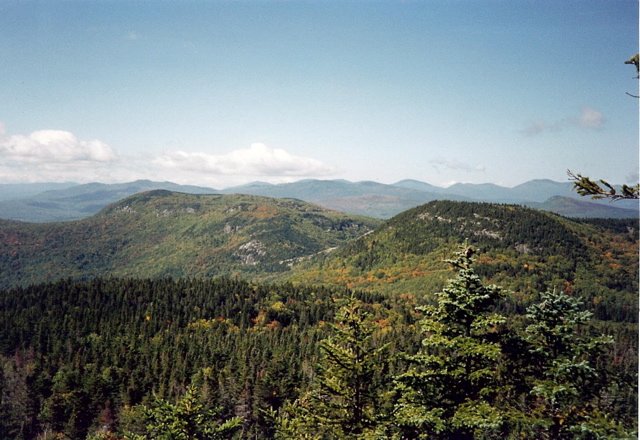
[0,0,638,189]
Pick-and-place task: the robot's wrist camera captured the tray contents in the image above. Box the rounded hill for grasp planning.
[291,200,638,321]
[0,191,382,289]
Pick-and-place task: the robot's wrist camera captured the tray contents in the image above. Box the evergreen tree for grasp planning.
[276,297,393,439]
[523,289,633,439]
[120,385,242,440]
[393,246,508,439]
[567,170,639,200]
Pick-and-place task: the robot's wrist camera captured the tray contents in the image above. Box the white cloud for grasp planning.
[154,143,335,177]
[0,125,121,183]
[572,106,605,130]
[429,157,486,173]
[0,128,118,164]
[0,127,336,186]
[522,106,605,137]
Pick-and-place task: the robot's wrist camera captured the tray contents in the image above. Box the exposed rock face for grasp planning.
[236,240,266,265]
[223,223,242,234]
[515,243,534,254]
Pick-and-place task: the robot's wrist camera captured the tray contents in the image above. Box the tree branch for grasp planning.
[567,170,639,201]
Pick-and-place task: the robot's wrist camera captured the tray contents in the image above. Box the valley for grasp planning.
[2,1,636,438]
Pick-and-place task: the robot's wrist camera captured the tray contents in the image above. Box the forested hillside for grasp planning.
[0,278,384,438]
[0,198,637,439]
[0,191,381,289]
[292,200,638,321]
[0,257,636,438]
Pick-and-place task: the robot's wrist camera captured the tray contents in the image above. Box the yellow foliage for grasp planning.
[271,301,286,311]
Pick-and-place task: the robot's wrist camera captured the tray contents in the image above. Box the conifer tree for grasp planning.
[120,385,242,440]
[276,297,393,439]
[393,246,508,439]
[523,289,632,439]
[567,170,639,201]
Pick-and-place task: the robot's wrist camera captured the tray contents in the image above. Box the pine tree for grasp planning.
[393,246,508,439]
[276,297,394,439]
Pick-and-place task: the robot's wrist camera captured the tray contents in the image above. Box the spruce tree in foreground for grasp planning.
[393,246,508,439]
[120,385,242,440]
[523,290,633,439]
[276,297,393,439]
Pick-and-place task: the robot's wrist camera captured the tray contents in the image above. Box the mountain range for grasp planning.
[0,178,638,222]
[1,191,637,322]
[1,192,637,439]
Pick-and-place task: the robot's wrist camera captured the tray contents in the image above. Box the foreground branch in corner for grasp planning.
[567,170,639,201]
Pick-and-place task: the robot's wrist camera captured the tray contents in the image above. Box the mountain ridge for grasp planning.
[0,178,637,222]
[1,194,636,325]
[286,200,638,322]
[0,191,381,290]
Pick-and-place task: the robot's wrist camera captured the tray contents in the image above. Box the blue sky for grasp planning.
[0,0,637,189]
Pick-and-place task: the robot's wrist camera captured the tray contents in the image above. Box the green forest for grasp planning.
[0,196,637,439]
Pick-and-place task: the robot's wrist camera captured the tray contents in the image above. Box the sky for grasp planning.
[0,0,638,189]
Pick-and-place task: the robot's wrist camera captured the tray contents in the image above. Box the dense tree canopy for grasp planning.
[0,239,636,439]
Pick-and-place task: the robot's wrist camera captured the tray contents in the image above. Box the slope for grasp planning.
[526,195,640,218]
[289,200,638,322]
[0,191,381,289]
[0,182,79,201]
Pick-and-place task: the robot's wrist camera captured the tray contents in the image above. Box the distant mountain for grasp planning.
[389,179,446,193]
[0,182,78,201]
[510,179,576,202]
[311,194,434,219]
[220,179,477,219]
[224,181,273,190]
[221,179,447,201]
[1,178,637,222]
[526,196,639,219]
[0,180,217,222]
[440,182,515,201]
[222,178,638,219]
[0,191,381,289]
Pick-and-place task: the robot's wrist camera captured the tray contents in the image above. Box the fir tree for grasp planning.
[394,246,508,439]
[567,170,639,200]
[276,297,393,439]
[523,289,633,439]
[120,385,242,440]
